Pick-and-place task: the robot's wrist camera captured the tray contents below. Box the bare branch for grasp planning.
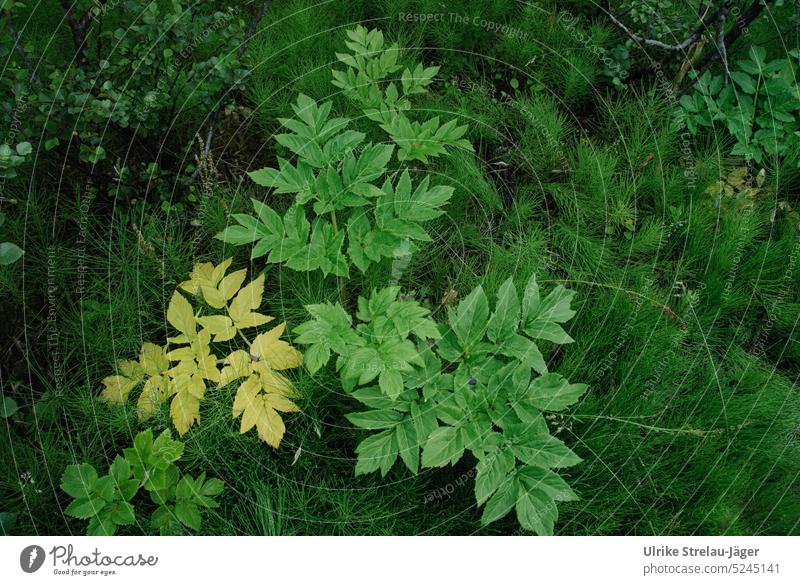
[603,1,721,53]
[686,0,772,91]
[717,7,730,85]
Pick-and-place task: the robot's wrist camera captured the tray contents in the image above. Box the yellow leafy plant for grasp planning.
[100,259,303,448]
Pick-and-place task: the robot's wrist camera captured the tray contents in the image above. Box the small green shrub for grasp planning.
[676,47,800,166]
[216,26,470,276]
[61,429,224,535]
[295,275,587,535]
[0,1,246,184]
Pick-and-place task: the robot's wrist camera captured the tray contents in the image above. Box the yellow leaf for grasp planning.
[254,365,297,398]
[200,285,227,309]
[251,323,303,370]
[140,342,169,376]
[137,375,169,420]
[167,359,195,378]
[100,375,139,403]
[170,374,205,435]
[179,262,215,295]
[167,346,195,362]
[264,392,300,413]
[167,290,196,337]
[210,258,233,285]
[232,312,274,330]
[228,274,265,323]
[219,350,252,386]
[232,375,260,418]
[218,269,247,301]
[118,359,144,380]
[197,315,236,342]
[196,350,220,383]
[232,376,286,448]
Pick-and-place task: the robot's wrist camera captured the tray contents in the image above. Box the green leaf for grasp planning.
[527,373,588,411]
[200,477,225,498]
[87,513,117,536]
[475,448,515,505]
[295,302,362,370]
[487,278,520,342]
[345,409,404,429]
[0,242,24,265]
[517,466,579,502]
[214,225,259,245]
[521,277,576,343]
[480,476,517,525]
[731,71,756,94]
[515,486,557,535]
[511,434,582,468]
[378,369,404,400]
[500,334,547,373]
[524,320,574,344]
[421,426,459,468]
[110,501,136,525]
[61,463,98,500]
[354,429,398,477]
[175,500,201,531]
[66,496,107,519]
[15,142,32,156]
[449,285,489,348]
[395,419,420,474]
[1,395,19,418]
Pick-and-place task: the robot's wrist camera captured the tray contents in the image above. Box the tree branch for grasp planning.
[4,10,42,86]
[58,0,107,62]
[689,0,771,83]
[603,0,721,53]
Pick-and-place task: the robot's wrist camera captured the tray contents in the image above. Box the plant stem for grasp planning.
[329,208,348,307]
[568,414,747,437]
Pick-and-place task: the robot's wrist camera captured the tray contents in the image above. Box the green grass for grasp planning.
[1,0,799,536]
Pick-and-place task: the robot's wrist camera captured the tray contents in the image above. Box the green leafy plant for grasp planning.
[61,429,223,535]
[295,275,588,535]
[1,1,246,185]
[332,25,472,163]
[100,258,304,448]
[215,26,471,277]
[294,286,440,399]
[0,211,23,265]
[677,47,800,166]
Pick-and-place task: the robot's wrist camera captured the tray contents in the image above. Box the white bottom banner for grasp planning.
[1,536,797,584]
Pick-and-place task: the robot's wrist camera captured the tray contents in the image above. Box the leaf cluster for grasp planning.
[296,275,588,534]
[60,429,223,535]
[677,46,800,165]
[100,258,303,448]
[215,26,469,276]
[332,25,472,162]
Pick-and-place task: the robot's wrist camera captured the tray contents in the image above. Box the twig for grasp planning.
[59,0,105,63]
[187,0,272,187]
[4,10,41,86]
[603,0,720,53]
[673,36,707,89]
[717,7,730,85]
[686,0,772,91]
